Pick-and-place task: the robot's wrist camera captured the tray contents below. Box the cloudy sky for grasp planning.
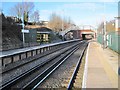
[1,0,119,28]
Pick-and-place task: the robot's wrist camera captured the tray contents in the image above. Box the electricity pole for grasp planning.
[103,2,106,49]
[62,9,64,31]
[22,11,25,45]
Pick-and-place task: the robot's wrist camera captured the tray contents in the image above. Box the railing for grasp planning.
[97,31,120,54]
[0,39,82,67]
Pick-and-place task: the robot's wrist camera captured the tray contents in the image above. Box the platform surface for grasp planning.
[0,39,81,58]
[83,40,118,89]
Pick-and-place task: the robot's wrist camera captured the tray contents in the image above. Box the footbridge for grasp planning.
[59,25,96,40]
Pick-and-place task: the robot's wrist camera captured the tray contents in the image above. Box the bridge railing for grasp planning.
[0,39,82,67]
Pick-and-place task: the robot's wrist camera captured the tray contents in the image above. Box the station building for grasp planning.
[24,25,54,44]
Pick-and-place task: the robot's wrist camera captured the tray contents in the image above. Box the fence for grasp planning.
[97,34,103,45]
[97,31,120,54]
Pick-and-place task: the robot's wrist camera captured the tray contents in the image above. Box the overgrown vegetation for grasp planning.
[1,13,22,51]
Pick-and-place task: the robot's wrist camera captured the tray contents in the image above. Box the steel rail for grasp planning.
[67,42,88,90]
[2,42,71,74]
[1,41,83,90]
[23,42,80,90]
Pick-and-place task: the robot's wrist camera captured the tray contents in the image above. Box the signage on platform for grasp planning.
[22,29,29,33]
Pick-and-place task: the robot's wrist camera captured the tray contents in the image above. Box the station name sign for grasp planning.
[22,29,29,33]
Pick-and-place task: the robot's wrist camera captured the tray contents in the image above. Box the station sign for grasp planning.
[22,29,29,33]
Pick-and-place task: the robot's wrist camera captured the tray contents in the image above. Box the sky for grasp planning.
[1,0,119,28]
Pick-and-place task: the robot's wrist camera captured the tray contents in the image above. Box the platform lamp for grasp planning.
[61,9,64,31]
[102,2,107,49]
[22,11,25,45]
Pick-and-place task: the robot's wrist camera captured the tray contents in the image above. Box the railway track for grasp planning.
[2,41,74,74]
[2,41,80,85]
[36,42,88,89]
[1,40,85,90]
[67,43,87,90]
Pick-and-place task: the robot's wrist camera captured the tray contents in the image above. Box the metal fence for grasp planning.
[97,34,103,45]
[97,31,120,54]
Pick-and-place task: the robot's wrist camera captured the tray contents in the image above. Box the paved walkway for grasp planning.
[83,40,118,88]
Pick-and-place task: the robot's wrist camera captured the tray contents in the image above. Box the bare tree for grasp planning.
[98,20,115,34]
[10,2,34,20]
[30,10,39,23]
[62,16,74,30]
[22,2,34,16]
[97,22,104,34]
[10,3,23,19]
[48,13,62,32]
[48,13,74,32]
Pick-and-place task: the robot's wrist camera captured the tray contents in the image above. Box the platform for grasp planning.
[82,40,118,89]
[0,39,81,58]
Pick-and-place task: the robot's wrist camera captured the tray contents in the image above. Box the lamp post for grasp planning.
[61,9,64,31]
[22,12,25,45]
[101,2,107,49]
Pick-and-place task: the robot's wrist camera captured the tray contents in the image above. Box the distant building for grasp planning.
[97,19,118,34]
[28,21,49,27]
[97,17,120,54]
[24,25,53,43]
[115,17,120,31]
[41,21,49,27]
[106,20,115,32]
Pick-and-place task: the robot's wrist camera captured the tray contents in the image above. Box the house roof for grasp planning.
[25,25,53,33]
[25,25,42,29]
[37,27,53,32]
[80,29,95,32]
